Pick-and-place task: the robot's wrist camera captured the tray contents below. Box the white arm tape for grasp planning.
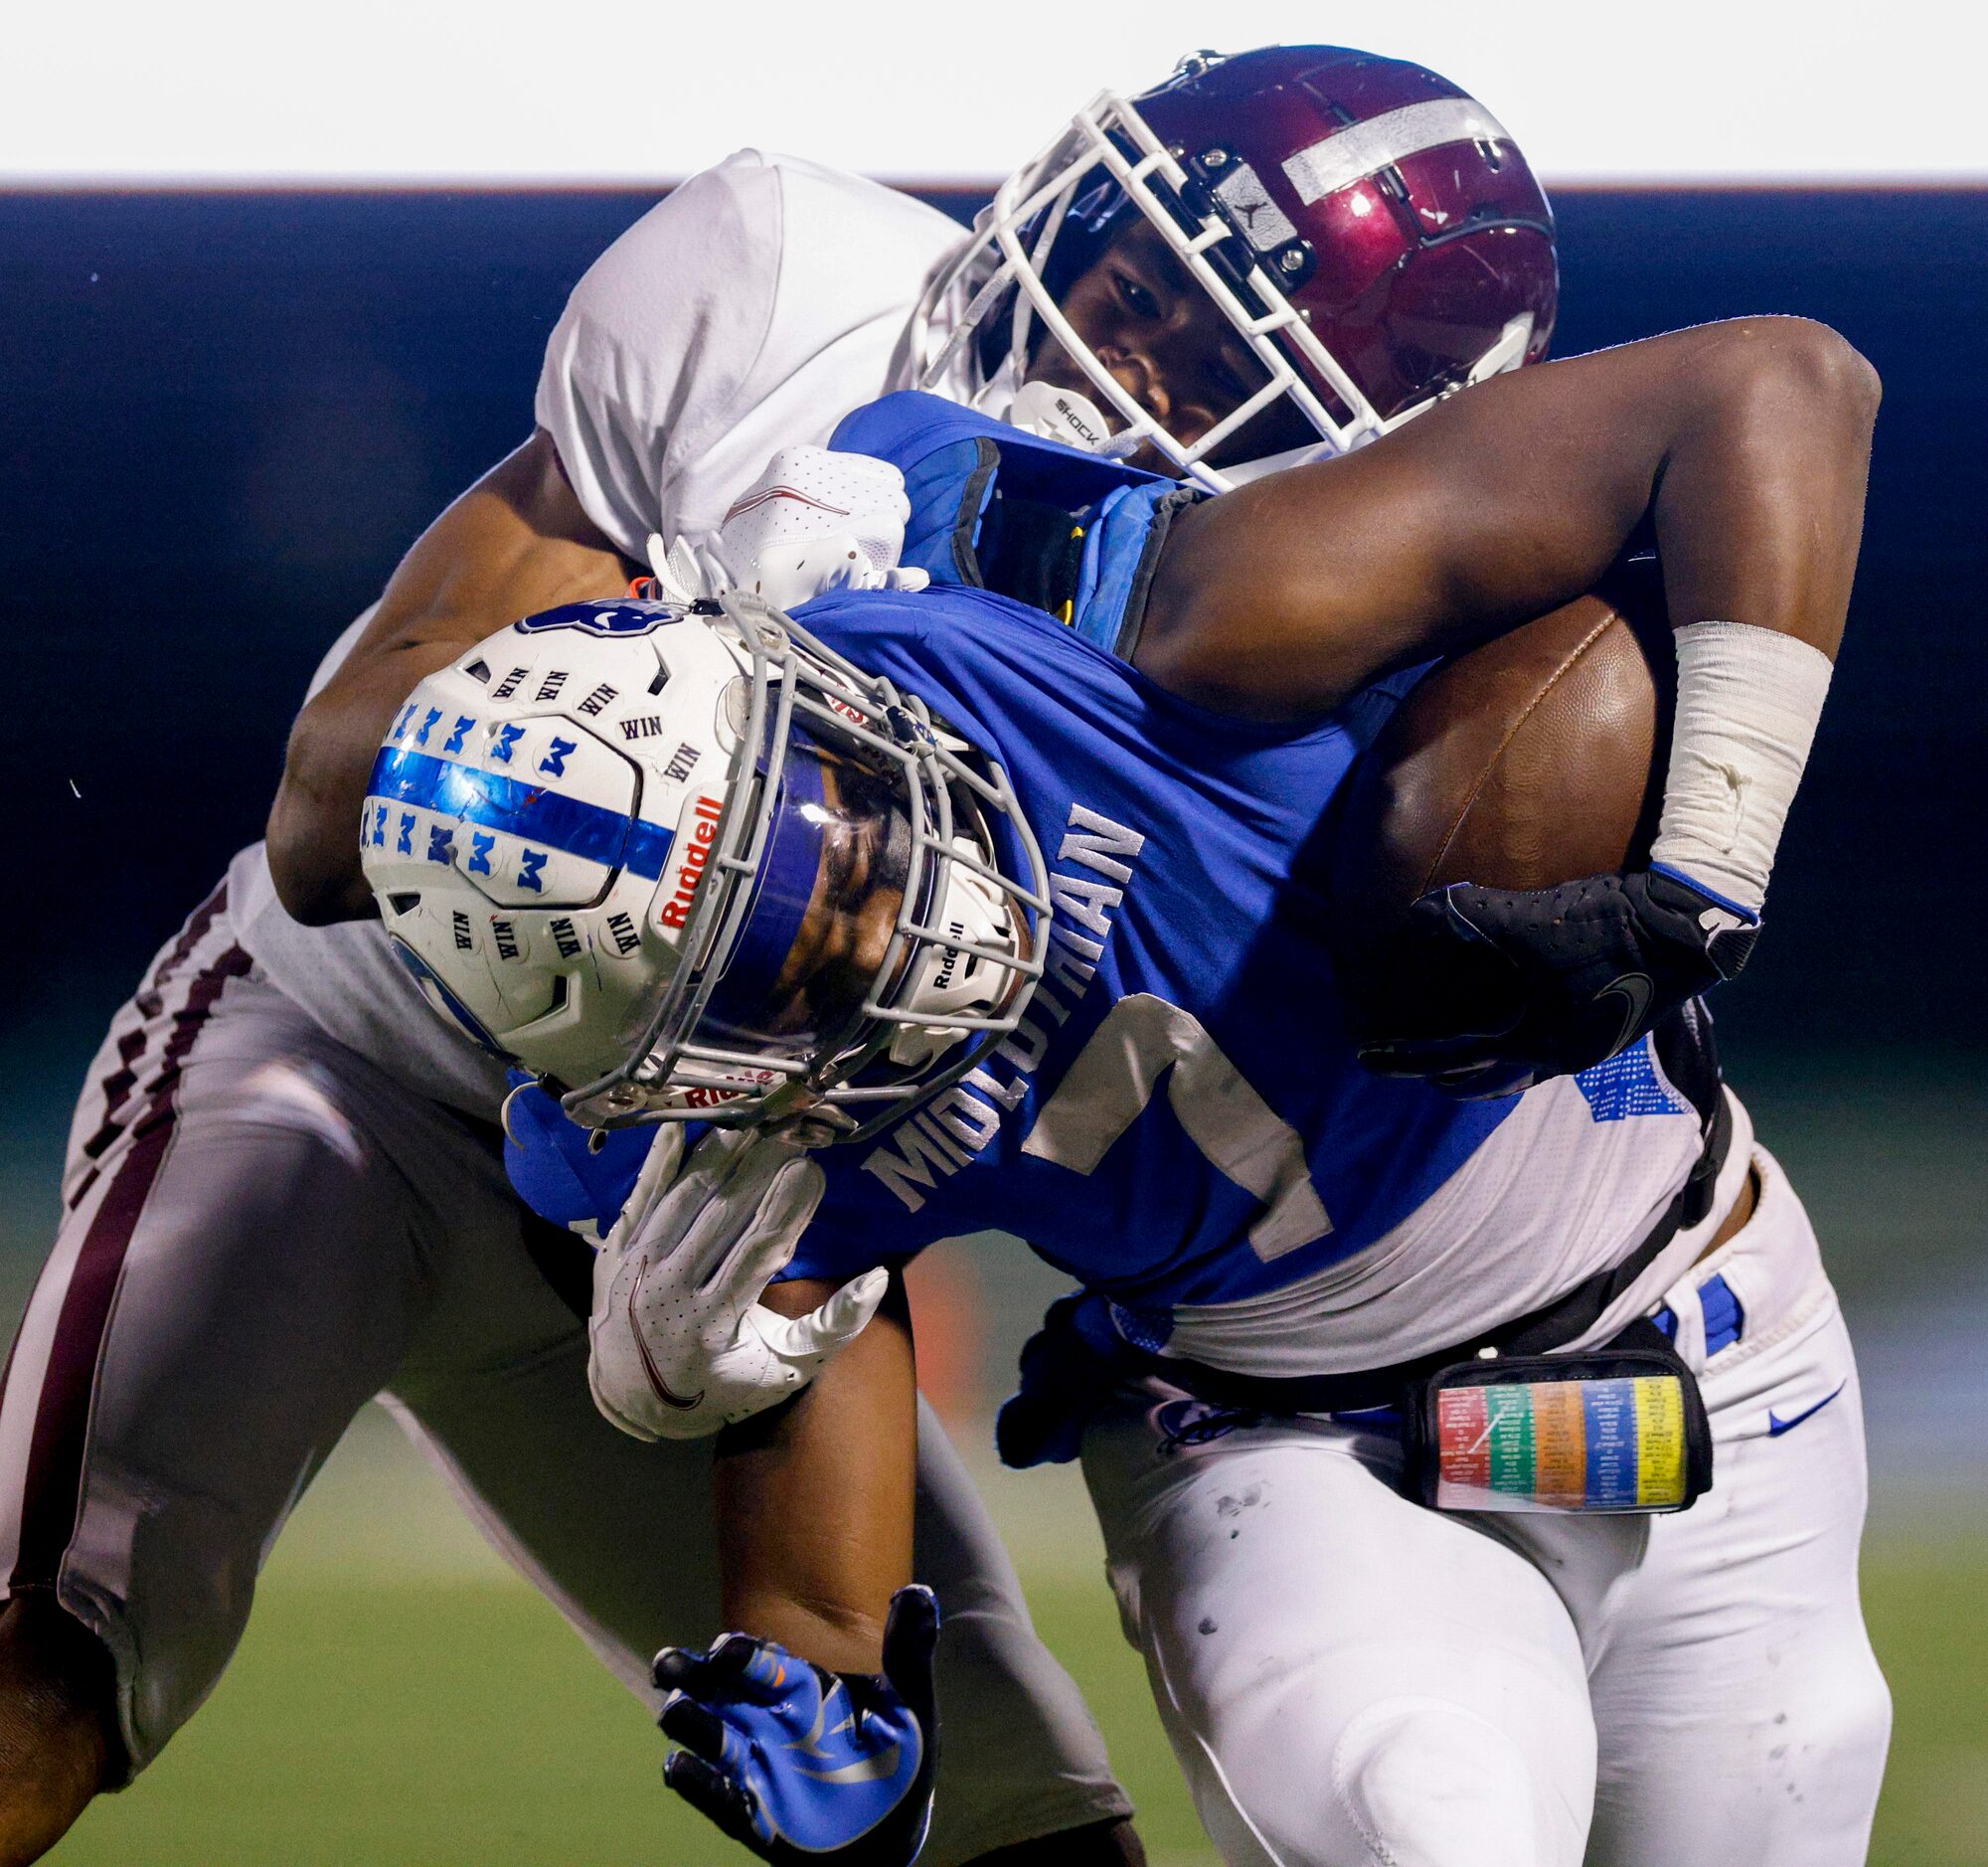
[1649,619,1835,917]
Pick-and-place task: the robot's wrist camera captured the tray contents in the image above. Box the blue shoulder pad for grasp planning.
[1072,480,1199,659]
[829,395,999,588]
[830,391,1165,509]
[501,1071,651,1236]
[830,392,1193,657]
[830,392,1166,584]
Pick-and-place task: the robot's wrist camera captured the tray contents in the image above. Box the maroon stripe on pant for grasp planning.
[74,884,234,1184]
[9,943,250,1591]
[80,1033,149,1168]
[138,881,231,1010]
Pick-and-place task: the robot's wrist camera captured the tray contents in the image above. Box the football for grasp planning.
[1331,560,1673,937]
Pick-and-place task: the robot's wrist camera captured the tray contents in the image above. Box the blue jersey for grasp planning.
[778,397,1712,1358]
[787,582,1516,1307]
[508,396,1713,1378]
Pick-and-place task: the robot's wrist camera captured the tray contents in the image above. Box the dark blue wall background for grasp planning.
[4,186,1981,1060]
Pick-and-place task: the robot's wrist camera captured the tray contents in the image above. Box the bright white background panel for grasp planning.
[5,0,1983,184]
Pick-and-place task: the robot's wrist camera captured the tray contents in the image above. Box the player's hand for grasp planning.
[586,1125,886,1442]
[656,1586,940,1867]
[708,444,932,610]
[1354,867,1759,1098]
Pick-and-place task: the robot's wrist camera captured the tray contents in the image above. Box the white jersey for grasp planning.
[536,149,966,562]
[232,150,970,1114]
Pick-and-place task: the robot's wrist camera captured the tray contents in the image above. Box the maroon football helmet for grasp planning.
[910,46,1559,488]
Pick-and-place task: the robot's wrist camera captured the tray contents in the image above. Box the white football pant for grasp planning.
[1082,1144,1890,1867]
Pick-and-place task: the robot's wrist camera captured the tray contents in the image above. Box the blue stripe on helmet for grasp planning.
[366,746,676,881]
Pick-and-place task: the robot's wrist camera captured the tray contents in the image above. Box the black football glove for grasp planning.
[1354,867,1759,1099]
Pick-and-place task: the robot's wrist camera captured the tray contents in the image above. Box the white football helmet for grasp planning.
[360,595,1051,1138]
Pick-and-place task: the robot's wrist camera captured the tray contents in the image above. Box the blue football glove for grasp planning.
[1354,867,1759,1099]
[655,1586,940,1866]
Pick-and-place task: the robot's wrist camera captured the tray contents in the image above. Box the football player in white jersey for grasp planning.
[0,45,1563,1866]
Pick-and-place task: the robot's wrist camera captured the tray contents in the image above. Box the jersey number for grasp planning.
[1019,994,1331,1263]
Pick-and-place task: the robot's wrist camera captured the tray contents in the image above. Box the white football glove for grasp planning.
[586,1124,887,1443]
[644,444,930,614]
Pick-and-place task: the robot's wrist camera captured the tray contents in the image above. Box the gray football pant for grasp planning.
[0,886,1129,1862]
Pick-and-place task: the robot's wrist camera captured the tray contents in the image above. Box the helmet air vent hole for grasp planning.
[648,662,671,697]
[465,659,493,684]
[387,892,420,915]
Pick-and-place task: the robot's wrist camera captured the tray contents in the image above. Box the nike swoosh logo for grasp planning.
[1593,971,1654,1059]
[722,485,852,524]
[1767,1380,1847,1438]
[792,1744,906,1785]
[629,1275,706,1412]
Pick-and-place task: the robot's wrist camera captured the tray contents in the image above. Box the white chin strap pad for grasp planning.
[1010,380,1120,454]
[889,848,1017,1068]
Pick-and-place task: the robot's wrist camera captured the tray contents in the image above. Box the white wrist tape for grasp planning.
[1649,620,1835,917]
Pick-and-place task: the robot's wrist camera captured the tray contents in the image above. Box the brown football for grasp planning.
[1332,561,1673,940]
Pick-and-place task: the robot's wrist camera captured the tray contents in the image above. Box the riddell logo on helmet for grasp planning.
[676,1073,776,1109]
[928,921,968,994]
[823,692,871,729]
[658,796,724,931]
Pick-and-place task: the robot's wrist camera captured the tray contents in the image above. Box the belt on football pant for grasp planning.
[997,1056,1732,1468]
[1118,1088,1730,1423]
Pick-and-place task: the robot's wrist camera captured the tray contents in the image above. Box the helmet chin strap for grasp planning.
[1465,313,1539,387]
[1215,435,1346,485]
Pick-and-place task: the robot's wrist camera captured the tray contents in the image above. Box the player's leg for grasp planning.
[0,901,454,1859]
[386,1226,1138,1867]
[1553,1146,1891,1867]
[1081,1395,1597,1867]
[902,1407,1142,1864]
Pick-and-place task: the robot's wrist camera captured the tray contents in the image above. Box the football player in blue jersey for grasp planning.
[0,50,1574,1867]
[385,291,1888,1867]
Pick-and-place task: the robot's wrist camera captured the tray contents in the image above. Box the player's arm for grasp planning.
[1138,315,1876,714]
[656,1276,942,1866]
[502,1100,936,1855]
[1139,315,1880,1091]
[711,1274,917,1672]
[265,429,638,926]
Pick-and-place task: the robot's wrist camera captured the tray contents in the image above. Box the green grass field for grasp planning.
[33,1407,1988,1867]
[10,1054,1985,1863]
